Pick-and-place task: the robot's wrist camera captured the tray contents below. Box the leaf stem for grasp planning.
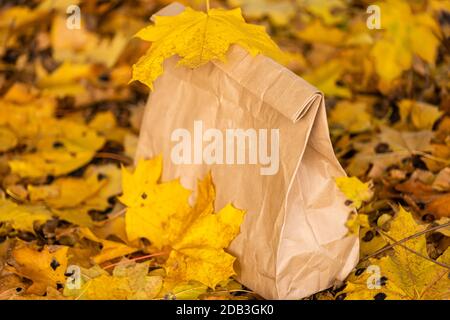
[370,226,450,270]
[206,0,210,12]
[102,251,170,270]
[362,221,450,261]
[94,152,133,165]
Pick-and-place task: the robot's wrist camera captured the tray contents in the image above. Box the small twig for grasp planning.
[374,227,450,270]
[154,285,207,300]
[102,251,170,270]
[0,288,18,300]
[94,152,133,165]
[413,151,450,165]
[210,289,255,295]
[75,280,92,300]
[5,188,24,203]
[363,222,450,261]
[106,208,126,220]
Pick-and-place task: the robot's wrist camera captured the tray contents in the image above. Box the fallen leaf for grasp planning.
[0,127,18,152]
[426,194,450,218]
[340,207,450,300]
[120,158,245,288]
[335,176,374,209]
[63,261,162,300]
[8,119,105,179]
[0,198,52,233]
[228,0,296,26]
[399,100,443,130]
[296,19,346,46]
[303,60,351,98]
[79,227,137,265]
[9,243,68,295]
[330,100,373,134]
[37,61,92,97]
[28,172,106,209]
[297,0,346,25]
[370,0,440,84]
[132,7,286,89]
[433,168,450,192]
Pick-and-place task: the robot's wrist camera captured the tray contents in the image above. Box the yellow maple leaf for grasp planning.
[330,100,373,134]
[398,100,443,131]
[52,208,96,228]
[37,61,92,97]
[119,156,192,246]
[28,164,121,213]
[296,19,346,46]
[8,119,105,179]
[0,97,56,140]
[8,243,68,295]
[340,207,450,300]
[335,176,374,209]
[0,126,18,152]
[370,0,441,83]
[0,198,52,233]
[88,111,129,144]
[228,0,296,26]
[132,7,286,89]
[28,173,106,209]
[297,0,347,25]
[303,60,351,98]
[120,158,245,288]
[79,228,137,265]
[51,15,129,68]
[64,261,162,300]
[0,6,48,31]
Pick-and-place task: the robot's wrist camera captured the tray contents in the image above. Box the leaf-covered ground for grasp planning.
[0,0,449,300]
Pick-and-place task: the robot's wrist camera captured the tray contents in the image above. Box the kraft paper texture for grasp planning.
[135,3,359,299]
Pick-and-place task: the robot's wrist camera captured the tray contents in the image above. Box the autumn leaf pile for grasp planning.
[0,0,449,300]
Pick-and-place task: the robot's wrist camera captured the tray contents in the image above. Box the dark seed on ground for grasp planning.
[97,173,107,181]
[355,268,366,276]
[379,276,388,286]
[53,141,64,149]
[375,143,390,154]
[335,293,347,300]
[422,214,435,222]
[362,230,374,242]
[412,155,428,170]
[17,231,36,242]
[374,292,387,300]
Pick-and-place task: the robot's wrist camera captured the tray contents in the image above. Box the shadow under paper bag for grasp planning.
[135,3,359,300]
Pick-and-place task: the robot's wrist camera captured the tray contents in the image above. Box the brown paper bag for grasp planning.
[135,3,359,299]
